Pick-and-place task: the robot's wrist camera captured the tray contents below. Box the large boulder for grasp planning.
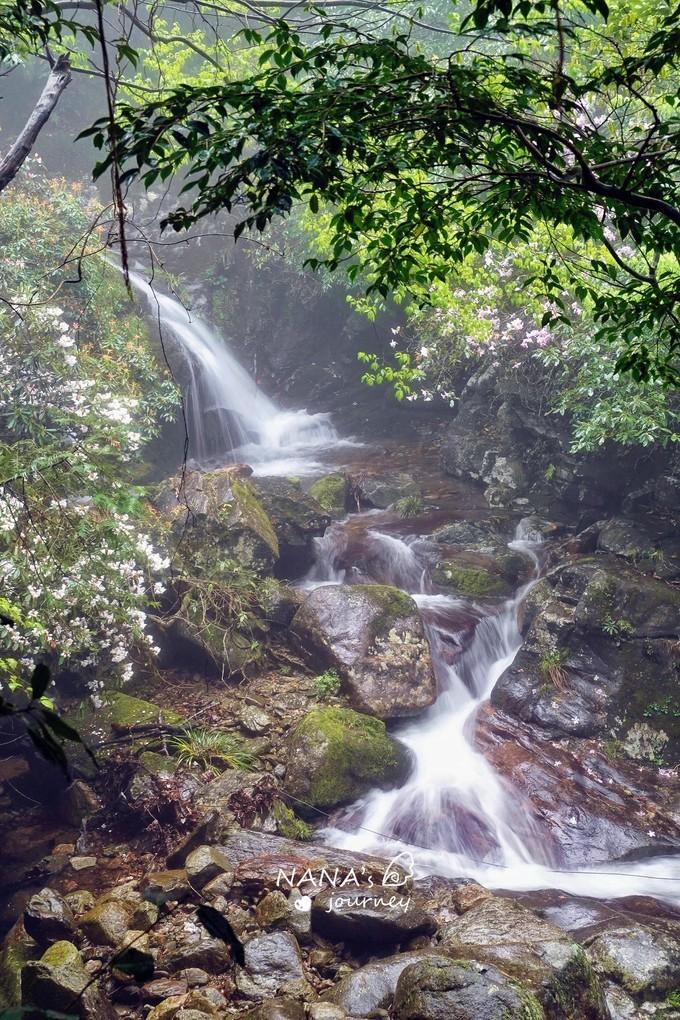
[155,467,280,576]
[236,931,311,1000]
[284,706,411,811]
[393,957,545,1020]
[291,583,436,719]
[439,896,608,1019]
[323,951,454,1016]
[251,476,331,577]
[492,557,680,762]
[21,940,116,1019]
[352,471,421,509]
[587,923,680,999]
[23,888,76,946]
[308,474,348,517]
[311,885,436,946]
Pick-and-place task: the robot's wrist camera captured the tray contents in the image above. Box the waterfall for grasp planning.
[310,517,680,904]
[130,271,338,472]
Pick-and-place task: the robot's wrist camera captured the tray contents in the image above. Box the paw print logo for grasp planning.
[293,894,312,912]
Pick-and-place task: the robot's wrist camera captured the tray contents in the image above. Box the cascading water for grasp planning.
[130,271,338,473]
[310,515,680,904]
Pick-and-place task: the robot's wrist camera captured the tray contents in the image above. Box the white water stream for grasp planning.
[130,271,338,474]
[131,277,680,904]
[311,523,680,905]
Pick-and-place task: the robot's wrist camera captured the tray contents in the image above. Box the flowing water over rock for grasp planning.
[130,271,338,473]
[130,282,680,906]
[303,511,680,905]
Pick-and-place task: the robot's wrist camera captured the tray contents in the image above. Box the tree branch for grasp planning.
[0,54,71,193]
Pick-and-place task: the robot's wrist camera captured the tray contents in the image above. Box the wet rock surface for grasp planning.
[291,582,436,719]
[284,705,411,811]
[393,956,543,1020]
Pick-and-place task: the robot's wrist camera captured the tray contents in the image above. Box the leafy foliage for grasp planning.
[0,172,179,700]
[87,0,680,383]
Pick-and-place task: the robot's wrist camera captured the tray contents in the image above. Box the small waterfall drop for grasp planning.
[130,271,337,472]
[309,517,680,904]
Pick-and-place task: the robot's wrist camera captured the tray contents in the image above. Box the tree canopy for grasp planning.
[79,0,680,385]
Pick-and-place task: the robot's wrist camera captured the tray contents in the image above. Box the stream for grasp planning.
[139,274,680,909]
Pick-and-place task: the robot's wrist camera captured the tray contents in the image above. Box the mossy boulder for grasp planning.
[155,467,280,577]
[393,957,545,1020]
[284,706,411,811]
[251,476,331,577]
[587,923,680,999]
[308,473,348,516]
[292,583,436,720]
[0,921,39,1009]
[440,896,608,1019]
[492,558,680,761]
[433,547,532,599]
[21,940,116,1019]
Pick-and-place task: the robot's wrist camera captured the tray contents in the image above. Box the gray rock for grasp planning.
[241,704,273,735]
[292,583,436,719]
[23,888,76,945]
[143,869,193,905]
[308,1004,347,1020]
[311,886,436,946]
[439,896,608,1019]
[185,846,233,889]
[588,923,680,998]
[237,931,310,1000]
[163,928,231,973]
[323,951,452,1016]
[393,957,543,1020]
[354,471,420,509]
[78,899,130,947]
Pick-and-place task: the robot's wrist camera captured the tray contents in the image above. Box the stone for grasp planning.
[0,920,39,1009]
[241,704,273,735]
[182,968,210,987]
[185,846,233,889]
[393,957,544,1019]
[354,471,420,509]
[256,890,291,929]
[70,856,97,871]
[61,780,102,825]
[284,706,411,812]
[23,888,76,945]
[64,890,95,916]
[236,931,310,1000]
[21,940,116,1019]
[292,583,436,719]
[148,994,189,1020]
[311,886,436,946]
[101,690,184,731]
[587,923,680,998]
[163,928,231,973]
[252,475,331,576]
[78,899,131,947]
[439,896,608,1018]
[308,1004,347,1020]
[242,1000,306,1020]
[143,869,193,905]
[323,952,453,1016]
[143,977,189,1003]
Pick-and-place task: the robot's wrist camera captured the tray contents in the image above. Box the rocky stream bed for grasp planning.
[2,415,680,1020]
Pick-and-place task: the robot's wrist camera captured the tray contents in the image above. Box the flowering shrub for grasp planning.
[0,170,179,702]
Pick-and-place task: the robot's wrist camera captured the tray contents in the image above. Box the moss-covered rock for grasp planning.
[308,473,347,516]
[0,921,38,1009]
[587,923,680,999]
[433,562,506,597]
[440,896,608,1019]
[292,583,436,719]
[353,471,421,509]
[251,476,331,577]
[393,957,546,1020]
[284,706,411,811]
[273,801,313,841]
[21,940,116,1019]
[102,691,184,732]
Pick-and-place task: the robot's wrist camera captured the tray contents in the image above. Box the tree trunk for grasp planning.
[0,54,72,193]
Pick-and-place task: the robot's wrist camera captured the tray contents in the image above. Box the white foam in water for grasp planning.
[311,521,680,905]
[130,271,338,472]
